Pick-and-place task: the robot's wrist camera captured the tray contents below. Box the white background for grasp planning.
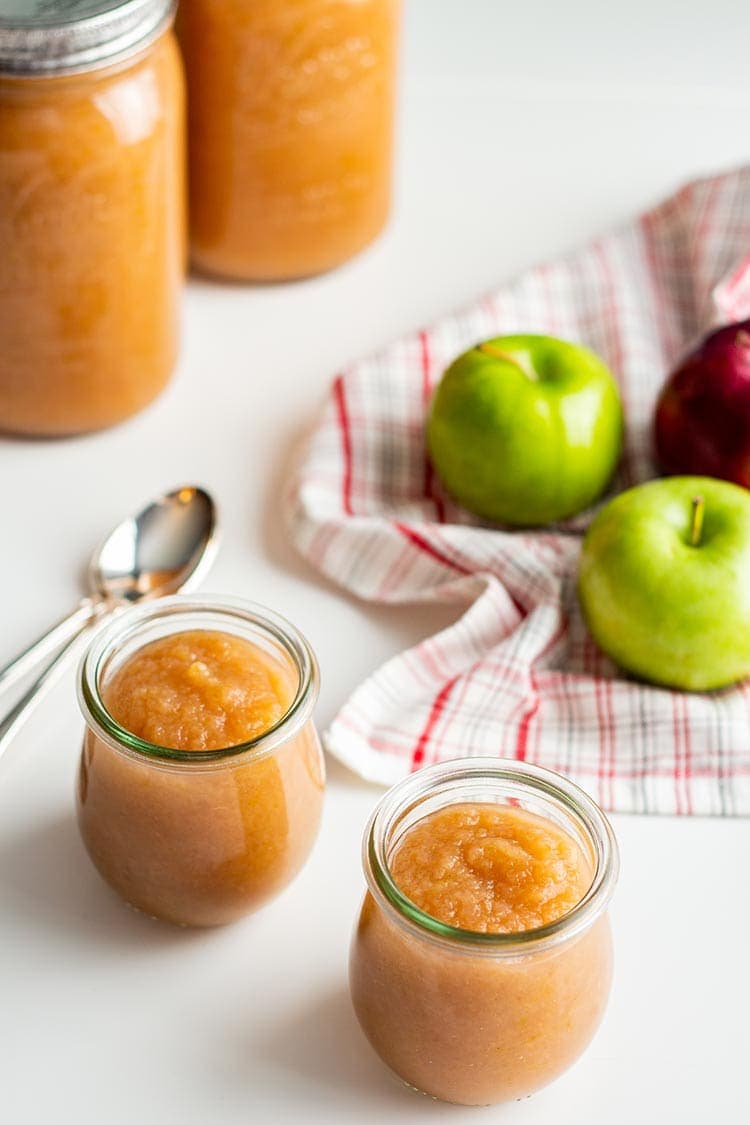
[2,1,750,1120]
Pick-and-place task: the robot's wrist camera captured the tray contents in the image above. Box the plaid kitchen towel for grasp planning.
[286,166,750,815]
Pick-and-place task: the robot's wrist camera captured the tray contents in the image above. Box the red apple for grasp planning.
[654,319,750,487]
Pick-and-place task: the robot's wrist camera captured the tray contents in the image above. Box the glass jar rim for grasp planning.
[78,594,319,770]
[364,758,619,956]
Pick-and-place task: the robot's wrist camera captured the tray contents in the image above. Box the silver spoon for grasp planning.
[0,485,219,759]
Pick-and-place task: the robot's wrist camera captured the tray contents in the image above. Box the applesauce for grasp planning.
[0,0,185,435]
[76,598,324,926]
[178,0,399,280]
[350,760,618,1106]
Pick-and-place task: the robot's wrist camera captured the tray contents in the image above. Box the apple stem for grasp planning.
[690,495,705,547]
[477,342,538,380]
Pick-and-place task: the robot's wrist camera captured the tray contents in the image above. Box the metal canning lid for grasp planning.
[0,0,175,76]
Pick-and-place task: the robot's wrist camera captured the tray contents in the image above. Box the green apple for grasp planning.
[427,335,623,525]
[578,476,750,691]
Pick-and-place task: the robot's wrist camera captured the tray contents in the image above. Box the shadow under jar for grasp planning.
[76,596,325,927]
[177,0,400,281]
[350,759,619,1106]
[0,0,185,436]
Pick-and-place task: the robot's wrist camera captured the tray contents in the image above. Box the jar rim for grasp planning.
[363,758,619,956]
[0,0,174,76]
[78,594,319,769]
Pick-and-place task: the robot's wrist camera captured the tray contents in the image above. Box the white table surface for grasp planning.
[2,2,750,1120]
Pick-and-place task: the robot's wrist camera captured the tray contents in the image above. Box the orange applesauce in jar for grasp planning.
[0,0,185,436]
[77,599,325,927]
[177,0,400,280]
[390,804,593,933]
[350,760,619,1106]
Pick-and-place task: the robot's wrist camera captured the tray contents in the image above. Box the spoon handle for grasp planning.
[0,600,98,697]
[0,613,103,762]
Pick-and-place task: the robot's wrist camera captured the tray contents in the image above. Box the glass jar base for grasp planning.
[188,218,390,285]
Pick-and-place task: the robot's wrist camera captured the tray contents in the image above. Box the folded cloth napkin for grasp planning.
[286,167,750,816]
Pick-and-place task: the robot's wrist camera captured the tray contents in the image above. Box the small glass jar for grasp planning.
[76,596,325,927]
[0,0,185,436]
[178,0,400,280]
[350,759,619,1106]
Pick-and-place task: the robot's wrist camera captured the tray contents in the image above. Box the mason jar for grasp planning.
[178,0,400,280]
[0,0,185,435]
[350,759,619,1105]
[76,596,325,927]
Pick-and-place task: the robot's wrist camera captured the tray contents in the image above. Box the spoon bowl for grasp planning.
[92,486,218,604]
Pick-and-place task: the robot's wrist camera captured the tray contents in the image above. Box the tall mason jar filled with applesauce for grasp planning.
[177,0,400,280]
[76,596,325,927]
[350,759,619,1106]
[0,0,185,436]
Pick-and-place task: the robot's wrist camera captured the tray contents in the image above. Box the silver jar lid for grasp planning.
[0,0,175,76]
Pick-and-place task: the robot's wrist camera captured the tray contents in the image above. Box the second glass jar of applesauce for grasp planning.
[350,759,619,1106]
[77,596,325,927]
[0,0,185,436]
[178,0,400,280]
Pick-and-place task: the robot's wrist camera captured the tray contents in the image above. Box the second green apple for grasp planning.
[427,334,623,525]
[578,476,750,691]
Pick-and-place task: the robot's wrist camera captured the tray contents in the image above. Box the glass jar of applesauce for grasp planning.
[0,0,185,436]
[350,759,619,1106]
[76,596,325,927]
[177,0,400,280]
